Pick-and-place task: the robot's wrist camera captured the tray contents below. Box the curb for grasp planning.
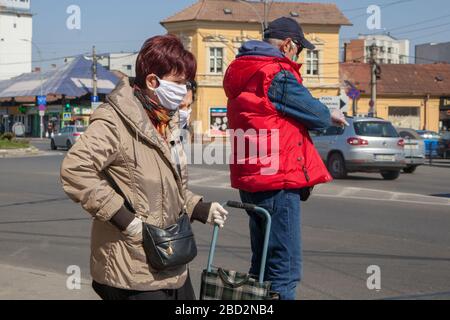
[0,147,42,158]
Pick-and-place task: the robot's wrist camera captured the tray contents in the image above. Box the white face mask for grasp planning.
[151,76,188,111]
[179,108,192,129]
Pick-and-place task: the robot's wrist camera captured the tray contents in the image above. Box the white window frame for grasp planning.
[306,49,320,76]
[208,47,224,74]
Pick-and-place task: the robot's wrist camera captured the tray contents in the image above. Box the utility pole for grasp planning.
[263,0,268,30]
[369,44,379,118]
[92,46,98,100]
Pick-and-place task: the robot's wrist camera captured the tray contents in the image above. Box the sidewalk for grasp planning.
[0,264,98,300]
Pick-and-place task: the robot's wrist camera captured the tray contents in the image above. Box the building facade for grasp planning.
[415,42,450,64]
[161,0,351,137]
[0,0,32,80]
[344,34,409,65]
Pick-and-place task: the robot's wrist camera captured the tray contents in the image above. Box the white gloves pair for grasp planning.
[207,202,229,228]
[331,109,349,127]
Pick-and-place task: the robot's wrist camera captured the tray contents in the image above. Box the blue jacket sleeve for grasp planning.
[268,70,332,131]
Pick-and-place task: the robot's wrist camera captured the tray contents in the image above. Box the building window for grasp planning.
[209,48,223,74]
[306,50,319,76]
[388,59,392,64]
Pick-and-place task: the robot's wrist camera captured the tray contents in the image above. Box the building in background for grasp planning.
[415,42,450,64]
[340,63,450,132]
[0,0,32,80]
[344,34,409,64]
[161,0,351,138]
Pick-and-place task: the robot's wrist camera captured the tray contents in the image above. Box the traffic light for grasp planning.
[64,103,71,112]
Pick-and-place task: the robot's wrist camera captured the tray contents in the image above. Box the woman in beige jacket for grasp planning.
[60,35,228,300]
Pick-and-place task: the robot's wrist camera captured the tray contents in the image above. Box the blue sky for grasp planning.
[30,0,450,69]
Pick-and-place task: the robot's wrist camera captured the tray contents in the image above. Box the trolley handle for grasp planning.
[226,201,256,211]
[206,201,272,285]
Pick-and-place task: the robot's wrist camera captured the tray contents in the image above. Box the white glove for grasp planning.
[123,217,143,237]
[331,109,349,127]
[207,203,229,228]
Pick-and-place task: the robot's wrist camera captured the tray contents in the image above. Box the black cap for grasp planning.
[264,17,315,50]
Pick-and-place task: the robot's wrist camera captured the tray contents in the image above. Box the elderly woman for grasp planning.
[60,35,228,300]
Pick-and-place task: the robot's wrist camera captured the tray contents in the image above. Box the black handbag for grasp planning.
[142,212,198,271]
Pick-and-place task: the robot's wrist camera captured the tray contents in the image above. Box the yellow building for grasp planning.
[161,0,351,137]
[340,63,450,132]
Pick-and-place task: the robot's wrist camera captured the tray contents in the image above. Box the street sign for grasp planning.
[91,96,100,103]
[320,96,349,113]
[37,95,47,106]
[63,112,72,120]
[347,88,361,100]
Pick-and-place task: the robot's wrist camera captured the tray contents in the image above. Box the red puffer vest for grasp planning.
[224,55,332,192]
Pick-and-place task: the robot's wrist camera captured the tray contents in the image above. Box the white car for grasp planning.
[51,126,85,150]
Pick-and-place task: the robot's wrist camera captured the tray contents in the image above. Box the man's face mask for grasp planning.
[150,76,188,111]
[179,108,192,129]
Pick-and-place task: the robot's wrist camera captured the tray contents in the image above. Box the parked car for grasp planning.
[311,117,406,180]
[416,130,441,158]
[396,128,425,173]
[51,126,85,150]
[438,131,450,159]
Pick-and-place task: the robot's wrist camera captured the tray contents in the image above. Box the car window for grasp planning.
[60,127,67,134]
[76,127,86,133]
[399,131,416,139]
[354,121,399,138]
[325,126,345,136]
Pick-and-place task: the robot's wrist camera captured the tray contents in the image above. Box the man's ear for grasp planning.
[145,74,158,91]
[280,38,292,54]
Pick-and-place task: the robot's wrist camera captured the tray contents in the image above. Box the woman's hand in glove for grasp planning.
[207,203,229,228]
[123,217,143,237]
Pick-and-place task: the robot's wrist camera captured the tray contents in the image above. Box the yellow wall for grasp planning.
[351,96,440,132]
[164,21,343,136]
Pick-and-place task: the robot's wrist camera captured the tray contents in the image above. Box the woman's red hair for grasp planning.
[135,34,196,89]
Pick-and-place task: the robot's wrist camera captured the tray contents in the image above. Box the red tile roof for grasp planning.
[161,0,351,26]
[340,63,450,97]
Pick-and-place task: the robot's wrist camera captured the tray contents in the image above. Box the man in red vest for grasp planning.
[224,17,347,300]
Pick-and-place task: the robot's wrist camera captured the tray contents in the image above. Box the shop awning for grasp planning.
[0,55,119,99]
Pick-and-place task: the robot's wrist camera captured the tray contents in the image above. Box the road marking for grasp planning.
[189,173,449,206]
[314,193,450,207]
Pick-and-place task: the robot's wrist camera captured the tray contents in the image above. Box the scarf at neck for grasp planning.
[133,85,173,138]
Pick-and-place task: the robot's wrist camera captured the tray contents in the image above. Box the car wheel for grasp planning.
[66,140,72,150]
[50,139,57,150]
[327,153,347,179]
[380,170,400,180]
[403,166,417,174]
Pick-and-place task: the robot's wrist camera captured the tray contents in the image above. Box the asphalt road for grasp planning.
[0,140,449,300]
